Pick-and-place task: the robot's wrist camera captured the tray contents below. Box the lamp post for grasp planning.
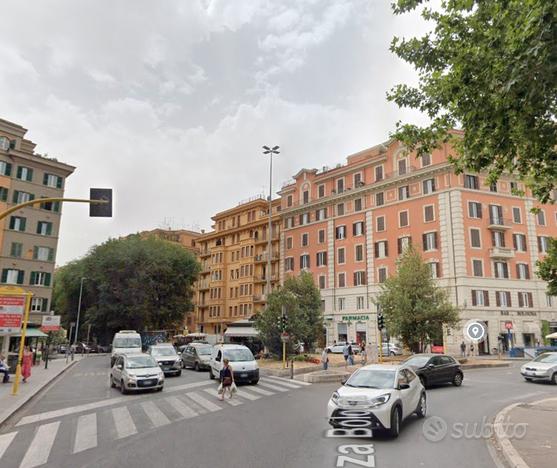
[262,145,280,297]
[73,277,87,346]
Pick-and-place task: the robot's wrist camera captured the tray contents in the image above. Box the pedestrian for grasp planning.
[469,343,474,357]
[360,343,367,366]
[460,341,466,358]
[22,346,33,383]
[347,344,354,366]
[321,348,329,371]
[342,343,349,368]
[218,358,234,401]
[0,354,10,383]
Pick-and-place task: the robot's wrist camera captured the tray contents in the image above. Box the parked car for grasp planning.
[209,344,259,384]
[521,352,557,384]
[403,354,463,388]
[326,342,361,354]
[379,343,403,356]
[180,343,213,371]
[147,344,182,376]
[110,354,164,394]
[327,364,425,438]
[72,342,91,354]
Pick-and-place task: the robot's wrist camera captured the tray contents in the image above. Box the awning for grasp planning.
[546,332,557,339]
[13,329,48,338]
[223,327,259,338]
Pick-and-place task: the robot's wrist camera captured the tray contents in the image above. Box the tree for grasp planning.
[254,272,323,356]
[375,246,460,353]
[53,235,200,344]
[538,238,557,296]
[388,0,557,203]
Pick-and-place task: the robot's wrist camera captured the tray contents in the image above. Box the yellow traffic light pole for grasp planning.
[0,197,107,222]
[11,292,33,396]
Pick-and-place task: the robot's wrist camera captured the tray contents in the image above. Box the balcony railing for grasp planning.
[253,294,267,303]
[255,274,278,283]
[489,247,515,259]
[488,217,512,229]
[254,252,279,262]
[197,280,210,290]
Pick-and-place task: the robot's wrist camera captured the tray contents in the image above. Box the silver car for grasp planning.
[521,352,557,384]
[148,344,182,376]
[110,354,164,393]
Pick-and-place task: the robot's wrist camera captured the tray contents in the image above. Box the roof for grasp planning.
[360,364,403,371]
[223,327,259,338]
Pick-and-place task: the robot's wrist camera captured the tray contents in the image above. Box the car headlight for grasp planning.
[158,370,164,378]
[368,393,391,408]
[331,392,340,404]
[127,373,137,380]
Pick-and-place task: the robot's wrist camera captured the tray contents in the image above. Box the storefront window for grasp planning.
[337,323,348,342]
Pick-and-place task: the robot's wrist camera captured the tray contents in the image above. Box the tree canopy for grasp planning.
[374,246,460,353]
[538,238,557,296]
[388,0,557,203]
[53,235,200,344]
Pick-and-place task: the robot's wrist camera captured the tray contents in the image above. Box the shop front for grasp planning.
[327,314,378,347]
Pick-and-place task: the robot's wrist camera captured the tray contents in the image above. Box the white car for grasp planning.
[521,352,557,384]
[209,344,259,385]
[110,354,164,393]
[327,364,426,438]
[326,342,361,354]
[379,343,403,356]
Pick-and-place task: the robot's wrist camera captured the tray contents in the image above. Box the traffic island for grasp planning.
[302,369,351,383]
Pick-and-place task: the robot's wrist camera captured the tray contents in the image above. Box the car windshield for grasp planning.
[196,346,212,355]
[126,355,157,369]
[113,337,141,348]
[404,356,431,368]
[533,353,557,363]
[346,369,396,389]
[224,349,254,362]
[151,347,176,356]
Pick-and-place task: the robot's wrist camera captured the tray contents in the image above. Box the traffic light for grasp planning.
[282,314,288,329]
[377,313,385,330]
[89,188,113,217]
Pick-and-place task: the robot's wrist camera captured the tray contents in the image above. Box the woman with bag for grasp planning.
[218,358,235,401]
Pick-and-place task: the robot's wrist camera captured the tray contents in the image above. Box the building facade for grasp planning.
[278,136,557,354]
[0,118,75,326]
[194,196,281,334]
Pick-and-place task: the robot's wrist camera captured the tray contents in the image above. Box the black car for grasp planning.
[403,354,463,388]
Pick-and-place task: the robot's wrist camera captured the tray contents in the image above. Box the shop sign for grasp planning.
[341,315,370,322]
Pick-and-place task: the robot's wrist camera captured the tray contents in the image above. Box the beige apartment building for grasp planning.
[0,118,75,327]
[195,196,281,334]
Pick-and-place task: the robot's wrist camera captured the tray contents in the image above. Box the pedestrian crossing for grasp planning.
[0,377,310,467]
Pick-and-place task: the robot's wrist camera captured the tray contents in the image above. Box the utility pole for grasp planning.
[74,277,87,346]
[262,146,280,298]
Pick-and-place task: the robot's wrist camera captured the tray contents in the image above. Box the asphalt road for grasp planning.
[1,356,555,468]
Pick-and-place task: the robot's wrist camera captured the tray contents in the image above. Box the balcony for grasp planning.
[197,280,210,291]
[199,250,211,258]
[489,247,515,259]
[253,294,267,303]
[488,217,512,230]
[254,253,279,263]
[254,235,280,245]
[254,274,278,283]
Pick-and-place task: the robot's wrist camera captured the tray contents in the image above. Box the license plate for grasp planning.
[241,373,248,378]
[525,371,534,375]
[139,379,155,387]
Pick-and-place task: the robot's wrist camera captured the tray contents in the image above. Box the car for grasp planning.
[326,342,361,354]
[72,342,91,353]
[403,354,463,388]
[521,352,557,383]
[180,343,213,371]
[147,344,182,376]
[209,344,259,384]
[379,343,403,356]
[111,330,143,367]
[110,354,164,393]
[327,364,426,438]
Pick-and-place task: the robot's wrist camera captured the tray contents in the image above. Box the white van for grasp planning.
[209,344,259,385]
[111,330,142,366]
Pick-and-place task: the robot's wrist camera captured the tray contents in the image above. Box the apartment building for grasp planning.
[0,118,75,324]
[195,196,281,334]
[278,135,557,355]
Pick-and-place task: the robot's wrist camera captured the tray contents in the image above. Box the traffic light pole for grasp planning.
[0,197,108,222]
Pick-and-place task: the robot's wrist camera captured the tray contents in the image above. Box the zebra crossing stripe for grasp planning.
[261,378,301,389]
[0,432,16,460]
[141,401,170,427]
[244,385,275,396]
[19,421,60,468]
[257,381,289,392]
[186,392,222,412]
[266,375,311,386]
[234,388,260,400]
[165,397,198,419]
[203,388,242,406]
[74,413,97,453]
[111,407,137,439]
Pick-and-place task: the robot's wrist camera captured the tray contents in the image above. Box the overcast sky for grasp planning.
[0,0,430,265]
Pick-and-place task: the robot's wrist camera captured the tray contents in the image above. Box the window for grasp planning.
[428,262,440,278]
[423,178,436,194]
[9,216,26,232]
[422,232,438,251]
[287,195,293,207]
[516,263,530,280]
[374,241,388,258]
[468,202,482,219]
[399,211,409,227]
[285,217,294,229]
[375,165,384,181]
[302,190,309,204]
[421,154,431,167]
[538,236,550,253]
[30,271,52,286]
[37,221,53,236]
[376,216,385,232]
[398,185,410,200]
[34,246,54,261]
[537,210,546,226]
[0,186,8,202]
[398,158,407,175]
[0,160,12,176]
[354,172,363,187]
[318,229,325,243]
[335,225,346,240]
[319,275,326,289]
[494,261,509,279]
[491,231,506,248]
[338,297,346,310]
[356,296,365,310]
[355,244,364,262]
[512,207,522,224]
[513,234,527,252]
[353,221,364,236]
[489,182,498,192]
[316,251,327,267]
[518,292,534,308]
[375,192,384,206]
[398,236,411,254]
[31,297,48,312]
[496,291,512,307]
[354,271,366,286]
[470,229,482,248]
[336,203,345,216]
[337,248,345,264]
[300,254,310,269]
[301,233,309,247]
[471,290,489,306]
[472,259,483,277]
[336,178,345,194]
[286,237,293,249]
[40,200,60,212]
[546,295,554,307]
[16,166,33,182]
[377,267,387,283]
[338,273,346,288]
[315,208,327,221]
[299,213,309,225]
[424,205,435,222]
[354,198,362,212]
[464,174,479,190]
[318,185,325,198]
[43,173,63,188]
[284,257,294,272]
[489,205,504,225]
[13,190,34,204]
[1,269,24,285]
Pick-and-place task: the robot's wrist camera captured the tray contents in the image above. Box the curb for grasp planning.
[0,359,79,427]
[462,363,510,370]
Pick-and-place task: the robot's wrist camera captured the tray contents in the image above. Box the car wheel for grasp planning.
[120,380,128,395]
[388,407,401,438]
[110,376,116,388]
[452,372,463,387]
[157,387,163,392]
[416,393,426,418]
[551,373,557,385]
[251,379,259,385]
[194,362,200,372]
[419,376,428,388]
[524,377,532,382]
[209,369,215,380]
[176,370,182,377]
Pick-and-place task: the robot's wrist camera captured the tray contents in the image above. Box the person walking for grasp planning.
[460,341,466,358]
[22,346,33,383]
[0,354,10,383]
[360,343,367,366]
[469,343,475,357]
[218,358,234,401]
[342,343,349,368]
[347,343,354,366]
[321,348,329,371]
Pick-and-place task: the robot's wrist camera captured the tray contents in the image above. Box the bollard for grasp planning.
[290,359,294,379]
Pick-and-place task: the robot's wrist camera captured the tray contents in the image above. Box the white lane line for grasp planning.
[166,396,198,419]
[186,392,223,412]
[245,385,275,396]
[203,388,242,406]
[141,401,170,428]
[19,421,60,468]
[261,378,301,389]
[266,375,311,386]
[17,380,212,427]
[0,432,17,460]
[73,413,97,453]
[234,388,260,400]
[111,406,137,439]
[257,381,289,392]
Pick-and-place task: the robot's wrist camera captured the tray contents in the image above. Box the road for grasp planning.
[0,356,555,468]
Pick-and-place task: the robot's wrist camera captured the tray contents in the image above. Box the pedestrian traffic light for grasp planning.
[377,313,385,330]
[282,314,288,329]
[89,188,113,217]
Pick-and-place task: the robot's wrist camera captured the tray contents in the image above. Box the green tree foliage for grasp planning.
[254,272,323,356]
[375,246,460,353]
[388,0,557,203]
[538,238,557,296]
[53,235,200,344]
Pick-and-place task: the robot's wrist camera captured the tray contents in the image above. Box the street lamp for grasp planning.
[73,277,87,346]
[262,145,280,297]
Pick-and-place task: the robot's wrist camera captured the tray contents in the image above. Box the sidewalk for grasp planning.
[495,397,557,468]
[0,355,80,426]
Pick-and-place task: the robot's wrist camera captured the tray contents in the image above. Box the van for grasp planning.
[111,330,142,366]
[209,344,259,385]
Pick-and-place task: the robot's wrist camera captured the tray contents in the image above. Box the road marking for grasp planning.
[261,377,301,389]
[257,381,289,392]
[0,432,16,460]
[111,406,137,439]
[234,388,261,400]
[74,413,97,453]
[166,396,198,419]
[266,375,311,386]
[19,421,60,468]
[186,391,222,412]
[245,385,275,396]
[203,388,242,406]
[141,401,170,427]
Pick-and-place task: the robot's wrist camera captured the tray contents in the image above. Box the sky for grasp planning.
[0,0,431,265]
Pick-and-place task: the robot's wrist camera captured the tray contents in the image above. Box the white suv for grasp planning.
[327,364,425,438]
